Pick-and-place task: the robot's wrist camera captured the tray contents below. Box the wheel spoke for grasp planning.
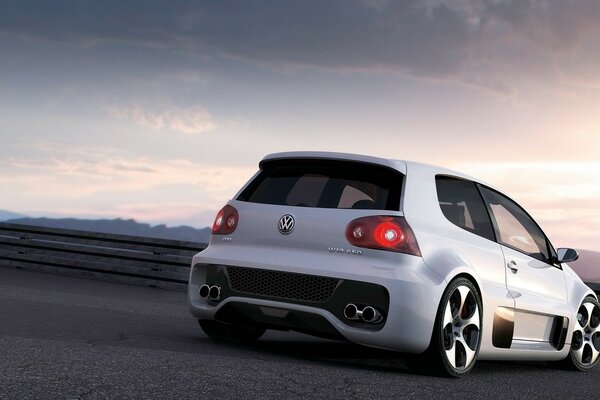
[591,343,600,364]
[573,343,585,364]
[445,344,457,369]
[443,301,454,327]
[584,303,595,330]
[458,336,476,367]
[462,305,480,330]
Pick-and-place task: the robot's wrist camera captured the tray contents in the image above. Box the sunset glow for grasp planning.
[1,1,598,250]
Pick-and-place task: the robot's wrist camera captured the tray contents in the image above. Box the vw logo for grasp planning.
[278,214,295,235]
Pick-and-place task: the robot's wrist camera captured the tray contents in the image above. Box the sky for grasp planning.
[0,0,599,250]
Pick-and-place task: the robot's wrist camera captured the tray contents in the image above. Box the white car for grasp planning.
[188,151,599,377]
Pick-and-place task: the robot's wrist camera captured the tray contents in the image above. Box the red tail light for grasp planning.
[345,216,421,256]
[212,205,239,235]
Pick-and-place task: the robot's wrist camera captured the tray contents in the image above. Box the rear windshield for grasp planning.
[237,159,403,211]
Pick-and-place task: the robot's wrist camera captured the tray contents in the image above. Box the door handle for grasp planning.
[507,260,518,274]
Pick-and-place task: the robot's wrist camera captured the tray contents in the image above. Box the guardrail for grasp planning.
[1,222,598,297]
[0,222,206,291]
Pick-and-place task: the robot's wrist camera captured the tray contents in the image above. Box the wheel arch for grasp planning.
[563,263,598,311]
[441,271,485,324]
[423,255,486,315]
[423,270,484,350]
[450,272,482,300]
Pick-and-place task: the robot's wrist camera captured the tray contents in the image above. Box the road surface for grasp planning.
[0,267,596,399]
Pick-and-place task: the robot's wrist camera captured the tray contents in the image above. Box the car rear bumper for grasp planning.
[188,245,446,353]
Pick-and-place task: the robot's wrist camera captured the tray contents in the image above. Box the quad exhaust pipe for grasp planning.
[343,303,359,320]
[199,284,221,301]
[361,306,382,323]
[343,303,383,324]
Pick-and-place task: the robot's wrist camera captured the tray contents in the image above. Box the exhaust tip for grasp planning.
[344,303,358,320]
[362,306,382,323]
[208,285,221,301]
[199,284,210,298]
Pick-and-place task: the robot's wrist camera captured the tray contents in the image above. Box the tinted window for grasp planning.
[435,176,495,241]
[479,186,550,263]
[237,159,403,210]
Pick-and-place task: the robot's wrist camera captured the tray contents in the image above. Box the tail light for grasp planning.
[212,205,239,235]
[345,216,421,256]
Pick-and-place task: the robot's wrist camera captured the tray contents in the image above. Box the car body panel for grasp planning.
[501,245,571,338]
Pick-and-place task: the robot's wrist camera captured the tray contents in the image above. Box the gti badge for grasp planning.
[278,214,295,235]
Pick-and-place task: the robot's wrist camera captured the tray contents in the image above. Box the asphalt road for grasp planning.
[0,267,597,400]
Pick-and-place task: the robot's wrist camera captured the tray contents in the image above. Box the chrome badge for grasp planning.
[278,214,295,235]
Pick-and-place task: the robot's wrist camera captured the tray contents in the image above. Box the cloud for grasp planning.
[4,157,157,181]
[4,1,600,95]
[44,202,219,228]
[109,103,215,134]
[455,161,600,251]
[0,143,255,226]
[0,155,251,196]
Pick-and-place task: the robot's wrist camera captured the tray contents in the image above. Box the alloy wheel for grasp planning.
[571,300,600,367]
[440,283,481,374]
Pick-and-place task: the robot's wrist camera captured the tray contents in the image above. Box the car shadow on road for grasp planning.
[194,333,444,376]
[192,332,575,378]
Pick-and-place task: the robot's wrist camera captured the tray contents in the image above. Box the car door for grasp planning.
[478,186,570,344]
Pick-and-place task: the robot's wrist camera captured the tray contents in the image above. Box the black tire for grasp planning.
[563,296,600,371]
[426,277,483,378]
[198,319,266,342]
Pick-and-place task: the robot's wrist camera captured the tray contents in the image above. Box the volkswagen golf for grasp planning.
[188,151,599,377]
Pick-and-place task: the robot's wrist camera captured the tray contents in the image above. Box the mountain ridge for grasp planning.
[0,210,27,221]
[2,216,210,244]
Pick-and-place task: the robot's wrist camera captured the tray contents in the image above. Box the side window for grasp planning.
[435,177,495,241]
[479,186,550,263]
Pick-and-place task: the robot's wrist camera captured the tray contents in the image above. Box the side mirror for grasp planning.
[557,248,579,263]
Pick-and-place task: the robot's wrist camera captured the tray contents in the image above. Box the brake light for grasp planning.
[346,216,421,256]
[212,205,239,235]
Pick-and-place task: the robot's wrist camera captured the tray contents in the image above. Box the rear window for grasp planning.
[237,159,403,211]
